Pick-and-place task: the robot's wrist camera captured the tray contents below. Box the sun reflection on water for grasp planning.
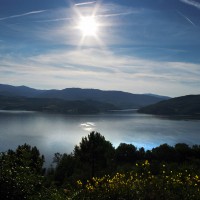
[80,121,96,131]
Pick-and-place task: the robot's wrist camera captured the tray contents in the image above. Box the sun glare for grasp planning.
[78,16,98,36]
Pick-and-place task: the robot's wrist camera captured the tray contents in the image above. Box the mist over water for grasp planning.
[0,110,200,166]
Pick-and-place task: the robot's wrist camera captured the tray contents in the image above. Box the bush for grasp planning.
[71,161,200,200]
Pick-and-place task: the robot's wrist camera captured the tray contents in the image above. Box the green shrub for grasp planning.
[70,161,200,200]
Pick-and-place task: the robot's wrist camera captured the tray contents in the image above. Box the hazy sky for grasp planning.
[0,0,200,97]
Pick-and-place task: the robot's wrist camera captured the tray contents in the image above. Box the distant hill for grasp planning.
[0,95,117,114]
[138,95,200,117]
[0,84,169,109]
[0,84,44,97]
[144,93,170,99]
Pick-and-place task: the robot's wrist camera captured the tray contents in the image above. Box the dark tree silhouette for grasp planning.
[151,144,176,162]
[54,153,76,186]
[74,131,115,177]
[0,144,44,200]
[115,143,137,163]
[175,143,191,162]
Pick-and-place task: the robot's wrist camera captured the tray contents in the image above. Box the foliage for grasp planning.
[115,143,137,163]
[53,133,200,187]
[0,144,45,200]
[74,131,115,178]
[1,133,200,200]
[54,153,76,186]
[72,160,200,200]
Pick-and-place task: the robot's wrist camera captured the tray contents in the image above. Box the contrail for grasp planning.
[0,10,47,21]
[180,0,200,10]
[35,11,136,23]
[97,11,137,18]
[74,1,96,6]
[176,10,196,26]
[34,17,73,23]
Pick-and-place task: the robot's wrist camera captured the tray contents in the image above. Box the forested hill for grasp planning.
[138,95,200,117]
[0,84,169,109]
[0,95,117,114]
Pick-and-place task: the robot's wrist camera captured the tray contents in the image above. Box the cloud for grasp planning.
[180,0,200,9]
[0,2,177,48]
[97,10,137,18]
[0,47,199,96]
[0,10,47,21]
[2,48,200,81]
[34,17,73,23]
[74,1,97,6]
[24,5,197,48]
[34,3,137,24]
[176,10,196,26]
[0,1,199,96]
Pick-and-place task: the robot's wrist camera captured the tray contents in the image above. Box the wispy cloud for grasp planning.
[180,0,200,9]
[34,5,137,23]
[34,17,73,23]
[74,1,96,6]
[0,1,199,96]
[176,10,196,26]
[97,11,137,18]
[0,10,47,21]
[0,48,199,96]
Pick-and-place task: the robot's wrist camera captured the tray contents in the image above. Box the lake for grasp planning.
[0,110,200,166]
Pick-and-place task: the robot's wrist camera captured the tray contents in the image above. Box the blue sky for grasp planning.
[0,0,200,97]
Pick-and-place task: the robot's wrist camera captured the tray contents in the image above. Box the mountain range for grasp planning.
[0,84,169,110]
[1,84,199,117]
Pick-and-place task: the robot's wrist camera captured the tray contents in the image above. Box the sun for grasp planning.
[78,16,98,37]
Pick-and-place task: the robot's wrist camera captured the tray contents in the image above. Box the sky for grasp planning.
[0,0,200,97]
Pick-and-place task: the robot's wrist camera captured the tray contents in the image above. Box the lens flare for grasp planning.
[78,16,98,36]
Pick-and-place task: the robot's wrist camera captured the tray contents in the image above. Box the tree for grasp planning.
[15,143,44,173]
[0,144,45,200]
[74,132,115,178]
[175,143,191,162]
[137,147,145,160]
[151,144,176,162]
[115,143,137,164]
[192,145,200,159]
[54,153,76,186]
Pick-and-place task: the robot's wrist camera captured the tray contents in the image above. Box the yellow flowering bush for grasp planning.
[71,161,200,200]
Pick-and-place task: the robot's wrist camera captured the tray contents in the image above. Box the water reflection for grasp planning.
[80,122,96,131]
[0,111,200,166]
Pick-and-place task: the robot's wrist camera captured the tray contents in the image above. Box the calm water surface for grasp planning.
[0,110,199,166]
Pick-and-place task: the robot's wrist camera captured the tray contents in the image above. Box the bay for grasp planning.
[0,110,199,166]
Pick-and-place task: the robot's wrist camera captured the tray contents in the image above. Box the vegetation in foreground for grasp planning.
[1,132,200,199]
[75,161,200,200]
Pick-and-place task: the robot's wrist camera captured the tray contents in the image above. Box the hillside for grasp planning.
[138,95,200,117]
[0,84,169,109]
[0,84,44,97]
[38,88,169,108]
[0,95,117,114]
